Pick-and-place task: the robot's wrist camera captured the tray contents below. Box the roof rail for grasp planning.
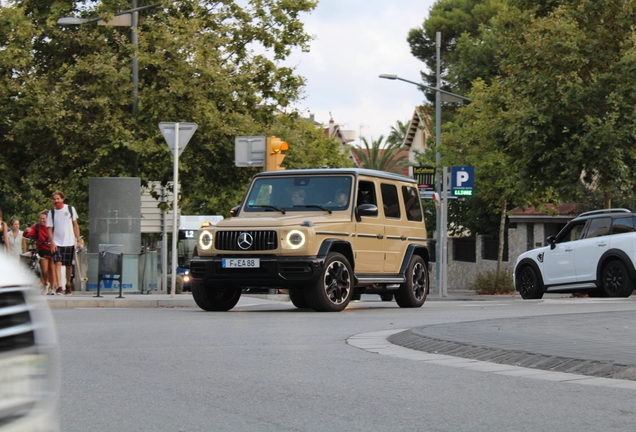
[578,208,632,217]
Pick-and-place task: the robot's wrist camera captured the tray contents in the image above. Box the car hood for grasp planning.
[215,213,351,228]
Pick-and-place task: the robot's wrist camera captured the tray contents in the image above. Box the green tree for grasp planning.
[0,0,320,227]
[351,136,409,174]
[494,0,636,208]
[386,119,409,146]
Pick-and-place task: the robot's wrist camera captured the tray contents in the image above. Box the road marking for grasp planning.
[347,329,636,390]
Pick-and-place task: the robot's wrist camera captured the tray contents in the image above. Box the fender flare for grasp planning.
[597,249,636,286]
[397,244,431,278]
[317,239,355,270]
[515,258,545,291]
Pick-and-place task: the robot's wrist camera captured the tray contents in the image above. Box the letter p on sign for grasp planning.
[456,171,469,186]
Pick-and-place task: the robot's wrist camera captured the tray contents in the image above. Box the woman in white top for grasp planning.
[8,218,25,260]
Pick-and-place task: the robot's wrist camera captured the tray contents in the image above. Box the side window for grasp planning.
[556,221,586,243]
[585,217,611,238]
[357,180,377,206]
[612,216,636,235]
[402,186,423,222]
[381,183,401,219]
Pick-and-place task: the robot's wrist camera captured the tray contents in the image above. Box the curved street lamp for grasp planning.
[379,35,470,297]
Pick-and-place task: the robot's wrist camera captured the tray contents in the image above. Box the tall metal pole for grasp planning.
[435,31,444,297]
[131,0,139,116]
[170,124,180,298]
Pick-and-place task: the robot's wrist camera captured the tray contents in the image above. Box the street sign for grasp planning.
[451,166,474,197]
[159,122,198,157]
[235,136,266,167]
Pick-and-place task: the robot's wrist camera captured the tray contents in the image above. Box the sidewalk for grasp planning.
[45,289,504,308]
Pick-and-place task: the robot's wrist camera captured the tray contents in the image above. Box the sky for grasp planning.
[284,0,437,145]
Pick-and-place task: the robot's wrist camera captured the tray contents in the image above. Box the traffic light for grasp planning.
[265,136,289,171]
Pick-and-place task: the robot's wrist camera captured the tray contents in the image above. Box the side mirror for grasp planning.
[547,236,556,250]
[230,206,240,217]
[357,203,378,218]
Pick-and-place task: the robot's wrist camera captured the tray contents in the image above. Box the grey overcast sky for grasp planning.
[285,0,437,145]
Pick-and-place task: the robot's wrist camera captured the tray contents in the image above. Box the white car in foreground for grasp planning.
[0,254,59,431]
[514,208,636,299]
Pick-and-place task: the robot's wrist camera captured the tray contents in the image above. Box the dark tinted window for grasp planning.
[556,221,586,243]
[402,186,423,222]
[357,181,377,206]
[381,183,401,219]
[612,216,636,235]
[585,217,611,238]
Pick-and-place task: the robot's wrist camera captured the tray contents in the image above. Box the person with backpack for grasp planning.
[47,191,81,295]
[24,210,56,293]
[0,208,9,254]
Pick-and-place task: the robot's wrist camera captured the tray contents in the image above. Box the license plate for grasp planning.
[222,258,260,268]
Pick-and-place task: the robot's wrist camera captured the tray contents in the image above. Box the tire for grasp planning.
[602,260,634,297]
[305,252,353,312]
[517,266,544,299]
[395,256,428,308]
[288,289,310,308]
[380,293,394,302]
[191,281,241,311]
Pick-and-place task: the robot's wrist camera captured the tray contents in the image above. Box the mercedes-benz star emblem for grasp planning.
[237,232,253,250]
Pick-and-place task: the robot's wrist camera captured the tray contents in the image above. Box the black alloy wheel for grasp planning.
[517,266,544,299]
[602,260,634,298]
[395,255,428,308]
[306,252,353,312]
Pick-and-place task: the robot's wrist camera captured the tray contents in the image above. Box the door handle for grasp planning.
[377,234,384,239]
[564,248,573,252]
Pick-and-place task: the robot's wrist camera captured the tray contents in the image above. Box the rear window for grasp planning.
[585,217,611,238]
[612,216,636,235]
[402,186,423,222]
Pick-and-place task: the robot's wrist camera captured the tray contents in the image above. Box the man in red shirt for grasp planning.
[24,210,56,294]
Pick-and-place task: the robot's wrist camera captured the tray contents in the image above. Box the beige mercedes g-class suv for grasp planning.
[190,168,430,312]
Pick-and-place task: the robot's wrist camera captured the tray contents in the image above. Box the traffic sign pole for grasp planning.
[158,122,198,297]
[171,123,179,298]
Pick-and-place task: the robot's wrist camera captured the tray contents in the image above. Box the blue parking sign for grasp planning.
[451,166,474,197]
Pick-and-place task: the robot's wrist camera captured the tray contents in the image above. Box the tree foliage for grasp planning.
[351,136,409,174]
[0,0,323,230]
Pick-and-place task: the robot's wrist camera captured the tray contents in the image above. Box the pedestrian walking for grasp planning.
[24,210,56,293]
[0,208,9,254]
[46,191,81,295]
[7,218,25,261]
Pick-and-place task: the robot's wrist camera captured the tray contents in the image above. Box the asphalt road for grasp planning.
[52,295,636,431]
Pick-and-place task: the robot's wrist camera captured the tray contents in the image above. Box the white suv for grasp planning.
[514,208,636,299]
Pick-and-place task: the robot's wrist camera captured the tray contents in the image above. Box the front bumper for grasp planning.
[190,255,325,288]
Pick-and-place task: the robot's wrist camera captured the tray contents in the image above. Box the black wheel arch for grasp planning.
[515,258,545,292]
[398,245,430,278]
[317,239,355,271]
[597,249,636,286]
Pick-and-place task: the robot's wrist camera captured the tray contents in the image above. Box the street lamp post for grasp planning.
[57,3,160,116]
[379,34,470,297]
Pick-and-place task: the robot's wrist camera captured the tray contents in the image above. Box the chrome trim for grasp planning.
[315,231,350,237]
[408,237,428,241]
[386,235,401,240]
[357,234,378,238]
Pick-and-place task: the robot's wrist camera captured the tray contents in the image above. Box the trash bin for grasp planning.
[97,244,124,298]
[98,244,123,275]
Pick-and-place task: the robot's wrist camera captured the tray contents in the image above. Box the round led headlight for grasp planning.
[199,231,213,250]
[286,230,306,249]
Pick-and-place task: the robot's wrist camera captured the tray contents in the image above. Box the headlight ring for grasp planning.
[286,230,306,249]
[199,231,213,250]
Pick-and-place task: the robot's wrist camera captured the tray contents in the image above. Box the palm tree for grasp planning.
[386,119,409,147]
[351,135,409,174]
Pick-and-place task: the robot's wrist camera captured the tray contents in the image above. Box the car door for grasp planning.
[574,217,611,282]
[542,220,587,285]
[379,182,403,273]
[353,178,385,274]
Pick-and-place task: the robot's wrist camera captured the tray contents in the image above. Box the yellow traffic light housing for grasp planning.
[265,136,289,171]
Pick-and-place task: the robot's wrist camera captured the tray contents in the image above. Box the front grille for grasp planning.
[215,231,278,251]
[0,289,35,354]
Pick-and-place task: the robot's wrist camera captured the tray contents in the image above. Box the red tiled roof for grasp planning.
[509,203,579,216]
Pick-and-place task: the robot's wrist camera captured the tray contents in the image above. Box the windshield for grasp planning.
[244,175,353,212]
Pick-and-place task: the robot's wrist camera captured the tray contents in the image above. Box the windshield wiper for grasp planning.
[253,205,286,214]
[293,204,332,214]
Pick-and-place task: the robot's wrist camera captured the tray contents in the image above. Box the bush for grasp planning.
[468,269,515,295]
[166,275,183,294]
